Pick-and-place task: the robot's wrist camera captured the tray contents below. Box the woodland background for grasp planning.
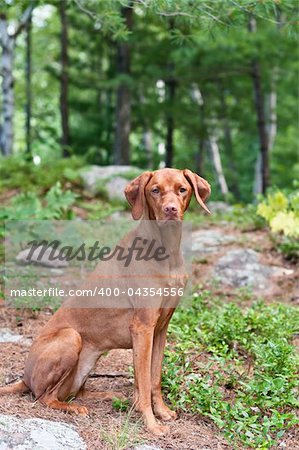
[0,0,298,202]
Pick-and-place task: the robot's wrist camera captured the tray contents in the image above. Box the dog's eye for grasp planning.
[179,187,187,193]
[152,188,159,194]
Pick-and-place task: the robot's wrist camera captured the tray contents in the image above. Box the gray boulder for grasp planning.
[213,249,293,289]
[208,201,233,214]
[0,414,86,450]
[80,165,142,200]
[192,229,235,254]
[16,245,68,268]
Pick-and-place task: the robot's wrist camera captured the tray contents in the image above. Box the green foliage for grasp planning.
[164,292,299,449]
[257,189,299,260]
[0,182,77,222]
[0,155,84,194]
[112,398,130,412]
[2,0,296,201]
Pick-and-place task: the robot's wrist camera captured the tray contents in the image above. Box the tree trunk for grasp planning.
[0,15,14,156]
[114,5,133,165]
[165,75,175,168]
[209,133,229,197]
[190,84,206,176]
[267,70,277,151]
[220,88,240,199]
[25,13,32,155]
[248,16,269,194]
[59,1,70,157]
[0,6,34,156]
[195,138,205,175]
[142,128,152,167]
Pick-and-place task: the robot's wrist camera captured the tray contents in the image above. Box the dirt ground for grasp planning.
[0,224,298,450]
[0,304,233,450]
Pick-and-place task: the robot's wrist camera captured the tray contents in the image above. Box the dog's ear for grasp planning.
[125,172,152,220]
[183,169,211,214]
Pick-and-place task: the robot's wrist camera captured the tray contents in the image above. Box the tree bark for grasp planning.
[0,5,34,156]
[0,15,14,156]
[191,85,206,176]
[209,133,229,197]
[248,16,269,194]
[114,5,133,165]
[59,1,71,157]
[219,87,240,199]
[195,138,205,175]
[25,13,32,155]
[165,75,176,168]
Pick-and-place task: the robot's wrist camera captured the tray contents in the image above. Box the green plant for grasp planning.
[257,190,299,260]
[0,182,76,222]
[0,155,84,194]
[112,398,130,412]
[99,411,142,450]
[163,292,299,449]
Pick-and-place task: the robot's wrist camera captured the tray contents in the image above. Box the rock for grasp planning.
[16,246,68,268]
[207,201,233,214]
[213,249,291,290]
[106,176,130,201]
[0,414,86,450]
[0,328,22,343]
[80,165,142,200]
[0,328,32,346]
[192,230,235,254]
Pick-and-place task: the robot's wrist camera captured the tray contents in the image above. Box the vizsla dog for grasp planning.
[0,168,210,435]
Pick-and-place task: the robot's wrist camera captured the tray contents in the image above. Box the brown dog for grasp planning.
[0,168,210,435]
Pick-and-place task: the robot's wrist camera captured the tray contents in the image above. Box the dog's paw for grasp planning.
[156,408,177,421]
[71,404,89,416]
[148,423,169,436]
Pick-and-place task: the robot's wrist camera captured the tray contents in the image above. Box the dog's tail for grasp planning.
[0,380,29,395]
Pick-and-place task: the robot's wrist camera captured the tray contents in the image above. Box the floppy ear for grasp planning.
[124,171,152,220]
[183,169,211,214]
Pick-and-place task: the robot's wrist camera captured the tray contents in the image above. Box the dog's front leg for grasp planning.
[151,323,177,421]
[130,314,168,435]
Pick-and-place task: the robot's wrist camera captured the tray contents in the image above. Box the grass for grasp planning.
[163,290,299,449]
[99,410,143,450]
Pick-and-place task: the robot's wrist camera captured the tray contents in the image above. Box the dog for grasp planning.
[0,168,211,435]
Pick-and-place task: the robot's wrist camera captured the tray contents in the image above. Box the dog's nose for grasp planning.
[163,204,178,214]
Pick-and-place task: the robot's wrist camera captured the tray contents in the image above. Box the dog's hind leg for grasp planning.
[77,388,126,402]
[24,327,87,414]
[0,380,29,395]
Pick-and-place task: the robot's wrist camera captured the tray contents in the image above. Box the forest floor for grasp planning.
[0,220,298,450]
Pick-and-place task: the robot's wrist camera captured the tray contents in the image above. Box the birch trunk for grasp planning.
[25,14,32,155]
[0,5,34,156]
[0,15,14,156]
[253,69,277,195]
[219,87,240,199]
[209,133,229,196]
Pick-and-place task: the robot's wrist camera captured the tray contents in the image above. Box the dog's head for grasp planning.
[125,168,211,222]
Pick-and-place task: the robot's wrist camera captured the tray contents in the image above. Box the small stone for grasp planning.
[0,328,22,343]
